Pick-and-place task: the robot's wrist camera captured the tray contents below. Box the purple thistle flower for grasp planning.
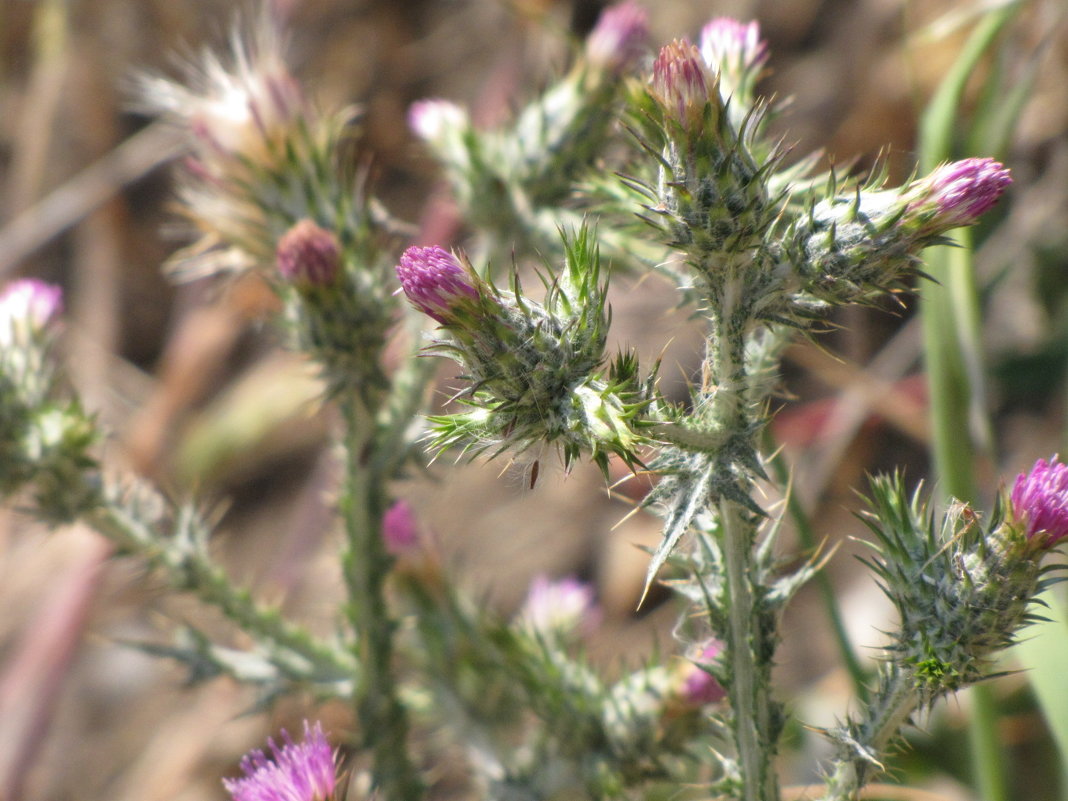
[914,158,1012,228]
[585,2,650,75]
[395,246,478,324]
[651,40,716,129]
[0,279,63,346]
[1011,457,1068,547]
[275,220,342,286]
[698,18,768,78]
[679,640,726,706]
[223,720,337,801]
[383,499,419,556]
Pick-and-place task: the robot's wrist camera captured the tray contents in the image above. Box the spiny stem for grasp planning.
[722,497,773,801]
[339,395,424,801]
[648,421,729,453]
[86,500,355,681]
[706,274,778,801]
[820,667,918,801]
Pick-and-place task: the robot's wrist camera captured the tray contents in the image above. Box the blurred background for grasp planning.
[0,0,1066,799]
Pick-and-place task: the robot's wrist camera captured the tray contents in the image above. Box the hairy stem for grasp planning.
[648,421,729,453]
[705,275,779,801]
[85,499,356,682]
[722,498,775,801]
[340,396,424,801]
[820,667,918,801]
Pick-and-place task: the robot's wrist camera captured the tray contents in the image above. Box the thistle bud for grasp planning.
[395,245,479,324]
[677,640,726,706]
[518,575,600,638]
[408,98,469,145]
[0,279,63,347]
[224,721,338,801]
[1010,457,1068,548]
[382,499,420,557]
[585,2,650,76]
[698,17,768,111]
[275,219,342,287]
[908,158,1012,231]
[700,18,768,76]
[651,40,718,131]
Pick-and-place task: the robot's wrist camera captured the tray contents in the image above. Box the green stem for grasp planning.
[339,396,424,801]
[721,498,777,801]
[371,317,439,479]
[706,279,778,801]
[86,499,355,682]
[968,683,1008,801]
[820,666,918,801]
[648,421,729,453]
[915,9,1020,801]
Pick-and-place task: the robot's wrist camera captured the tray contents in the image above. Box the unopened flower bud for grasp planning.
[518,575,600,638]
[910,158,1012,230]
[396,245,479,324]
[408,99,469,144]
[276,219,342,286]
[699,18,768,82]
[651,40,717,130]
[678,640,726,706]
[585,2,650,76]
[0,279,62,346]
[1011,456,1068,547]
[224,720,338,801]
[382,499,420,557]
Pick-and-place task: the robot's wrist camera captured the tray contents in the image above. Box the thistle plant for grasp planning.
[2,5,1062,801]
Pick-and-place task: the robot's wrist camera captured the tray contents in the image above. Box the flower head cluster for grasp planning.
[585,1,650,76]
[396,246,480,325]
[1011,457,1068,547]
[223,721,338,801]
[396,230,647,474]
[788,159,1012,307]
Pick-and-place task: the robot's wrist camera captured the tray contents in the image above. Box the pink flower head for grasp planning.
[223,720,337,801]
[651,40,716,128]
[679,640,726,706]
[0,279,63,346]
[699,18,768,78]
[395,246,478,324]
[275,220,342,286]
[519,574,600,636]
[1011,457,1068,547]
[915,158,1012,228]
[383,500,419,557]
[586,2,650,75]
[407,98,468,143]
